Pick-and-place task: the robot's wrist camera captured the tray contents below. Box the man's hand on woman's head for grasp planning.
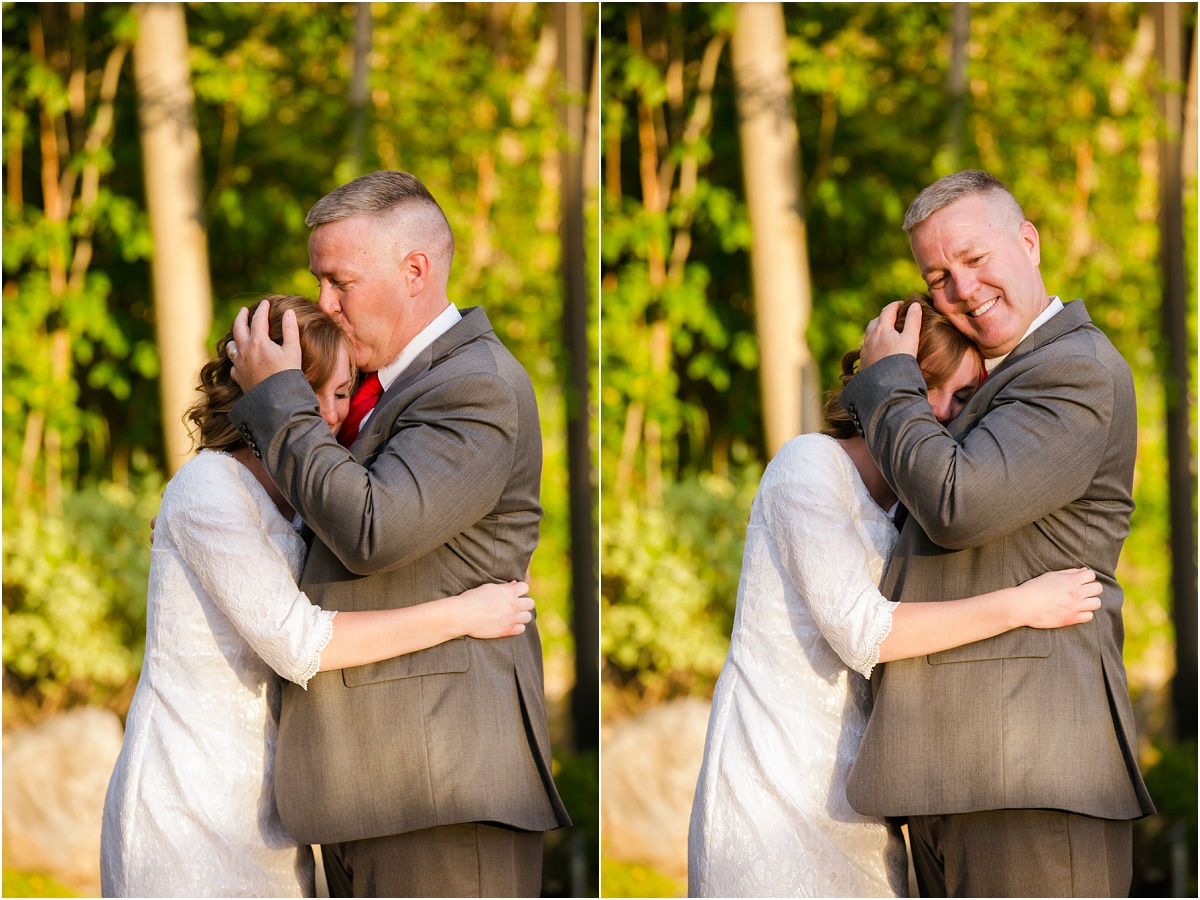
[859,300,922,369]
[228,299,303,393]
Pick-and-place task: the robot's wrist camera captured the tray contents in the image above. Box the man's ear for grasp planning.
[401,249,431,295]
[1019,220,1041,267]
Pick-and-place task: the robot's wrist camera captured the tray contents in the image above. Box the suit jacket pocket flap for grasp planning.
[342,637,469,687]
[927,628,1051,665]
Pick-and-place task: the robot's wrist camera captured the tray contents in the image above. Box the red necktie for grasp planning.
[337,372,383,447]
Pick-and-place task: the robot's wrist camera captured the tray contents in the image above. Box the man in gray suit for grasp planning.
[840,170,1154,897]
[227,171,570,896]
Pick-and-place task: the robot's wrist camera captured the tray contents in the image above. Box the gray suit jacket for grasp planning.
[839,299,1154,820]
[230,306,570,844]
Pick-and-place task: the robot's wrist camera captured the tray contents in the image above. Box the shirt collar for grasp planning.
[376,303,462,390]
[984,296,1063,372]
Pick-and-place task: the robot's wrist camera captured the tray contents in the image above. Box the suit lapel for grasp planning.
[988,299,1091,377]
[349,307,496,461]
[949,299,1092,439]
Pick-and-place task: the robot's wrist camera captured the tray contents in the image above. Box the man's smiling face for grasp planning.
[910,192,1050,359]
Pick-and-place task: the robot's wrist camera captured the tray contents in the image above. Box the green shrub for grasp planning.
[602,469,759,706]
[1133,739,1198,897]
[542,749,599,898]
[3,473,162,718]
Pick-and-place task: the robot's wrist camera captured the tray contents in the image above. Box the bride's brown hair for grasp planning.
[185,294,354,453]
[821,293,982,440]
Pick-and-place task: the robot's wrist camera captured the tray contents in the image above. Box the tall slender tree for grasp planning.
[133,2,212,474]
[555,2,598,755]
[946,3,970,169]
[343,2,373,180]
[10,4,134,511]
[731,1,819,455]
[1154,2,1197,740]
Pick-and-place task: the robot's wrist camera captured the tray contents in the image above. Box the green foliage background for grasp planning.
[3,2,598,894]
[601,3,1194,893]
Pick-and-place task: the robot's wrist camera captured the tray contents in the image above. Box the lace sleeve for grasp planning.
[162,457,335,688]
[759,438,898,679]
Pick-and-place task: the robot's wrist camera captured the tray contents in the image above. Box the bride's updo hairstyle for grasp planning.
[821,293,982,440]
[185,294,354,453]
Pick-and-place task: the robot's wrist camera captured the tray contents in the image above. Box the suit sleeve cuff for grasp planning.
[839,354,925,438]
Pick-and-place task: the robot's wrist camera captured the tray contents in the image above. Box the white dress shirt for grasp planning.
[984,295,1064,372]
[360,303,462,430]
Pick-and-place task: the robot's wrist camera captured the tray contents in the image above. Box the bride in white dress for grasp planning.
[101,296,535,898]
[688,296,1104,898]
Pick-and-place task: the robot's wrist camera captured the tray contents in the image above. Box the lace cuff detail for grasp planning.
[296,609,337,690]
[856,599,899,681]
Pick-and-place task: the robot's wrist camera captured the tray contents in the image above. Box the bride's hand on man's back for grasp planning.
[1015,567,1103,629]
[455,580,534,639]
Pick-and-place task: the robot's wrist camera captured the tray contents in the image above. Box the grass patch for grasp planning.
[600,856,684,898]
[2,868,78,898]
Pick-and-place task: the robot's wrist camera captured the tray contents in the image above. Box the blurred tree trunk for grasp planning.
[133,2,213,475]
[732,2,819,457]
[1185,24,1197,181]
[946,2,970,169]
[344,2,373,178]
[555,2,598,756]
[1154,2,1197,741]
[585,32,600,196]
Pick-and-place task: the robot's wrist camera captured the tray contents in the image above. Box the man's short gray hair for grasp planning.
[306,170,455,264]
[903,169,1026,234]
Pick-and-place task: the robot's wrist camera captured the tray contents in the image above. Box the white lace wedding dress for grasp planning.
[101,450,336,898]
[688,433,909,898]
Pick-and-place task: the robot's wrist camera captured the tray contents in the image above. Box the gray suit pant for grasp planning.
[907,808,1132,897]
[322,823,544,898]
